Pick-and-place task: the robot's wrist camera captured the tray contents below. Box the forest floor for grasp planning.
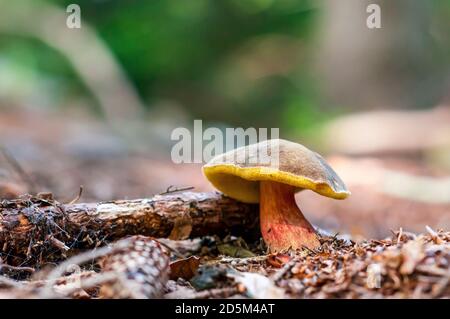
[0,110,449,298]
[1,218,449,299]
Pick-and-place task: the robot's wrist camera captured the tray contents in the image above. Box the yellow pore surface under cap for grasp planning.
[203,164,350,204]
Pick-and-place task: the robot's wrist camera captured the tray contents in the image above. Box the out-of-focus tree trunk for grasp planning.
[316,0,448,110]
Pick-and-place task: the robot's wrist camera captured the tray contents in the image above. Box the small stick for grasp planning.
[397,227,403,243]
[0,263,35,274]
[425,225,443,244]
[302,245,317,255]
[66,186,84,205]
[46,235,70,252]
[160,185,195,195]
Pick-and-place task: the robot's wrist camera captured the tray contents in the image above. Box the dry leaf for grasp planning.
[168,215,193,240]
[267,253,291,268]
[169,256,200,280]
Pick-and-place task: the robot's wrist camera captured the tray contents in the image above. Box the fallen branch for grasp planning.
[0,192,259,268]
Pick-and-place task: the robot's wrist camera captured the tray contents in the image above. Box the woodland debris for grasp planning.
[169,256,201,281]
[0,270,98,299]
[277,228,450,298]
[190,265,231,291]
[0,192,258,268]
[98,236,170,299]
[266,253,291,269]
[1,228,449,299]
[1,236,170,299]
[229,271,286,299]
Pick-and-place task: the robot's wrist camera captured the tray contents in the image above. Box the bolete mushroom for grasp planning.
[202,139,350,252]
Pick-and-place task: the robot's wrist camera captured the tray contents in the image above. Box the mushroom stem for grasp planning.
[260,181,320,252]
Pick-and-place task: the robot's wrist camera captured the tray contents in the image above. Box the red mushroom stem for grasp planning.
[259,181,320,252]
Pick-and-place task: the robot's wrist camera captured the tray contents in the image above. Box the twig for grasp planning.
[329,232,341,245]
[0,263,35,274]
[46,235,70,252]
[425,225,443,244]
[66,186,84,205]
[0,192,259,267]
[159,185,195,195]
[397,227,403,243]
[302,245,317,256]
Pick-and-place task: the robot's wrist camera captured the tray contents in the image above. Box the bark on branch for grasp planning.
[0,192,259,268]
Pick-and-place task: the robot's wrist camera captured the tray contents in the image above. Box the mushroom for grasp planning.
[202,139,350,252]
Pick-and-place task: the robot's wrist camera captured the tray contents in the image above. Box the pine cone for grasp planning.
[98,236,169,298]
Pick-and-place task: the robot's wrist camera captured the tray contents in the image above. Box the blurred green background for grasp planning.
[0,0,449,140]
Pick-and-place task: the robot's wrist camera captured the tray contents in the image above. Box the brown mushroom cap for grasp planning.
[203,139,350,203]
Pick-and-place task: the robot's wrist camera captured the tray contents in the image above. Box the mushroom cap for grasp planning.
[203,139,350,203]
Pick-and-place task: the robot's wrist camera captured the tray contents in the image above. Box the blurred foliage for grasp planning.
[47,0,323,133]
[0,34,92,110]
[0,0,449,138]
